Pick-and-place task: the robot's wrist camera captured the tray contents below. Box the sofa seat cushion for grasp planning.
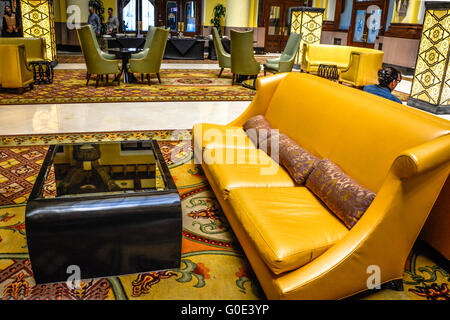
[203,147,295,199]
[193,123,256,152]
[228,187,349,275]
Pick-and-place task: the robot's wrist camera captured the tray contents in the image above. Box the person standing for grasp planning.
[2,5,19,37]
[106,7,119,35]
[88,6,101,35]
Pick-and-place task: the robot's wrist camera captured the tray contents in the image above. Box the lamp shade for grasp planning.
[408,1,450,114]
[21,0,57,62]
[289,7,325,66]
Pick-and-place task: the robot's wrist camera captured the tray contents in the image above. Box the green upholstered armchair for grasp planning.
[131,26,157,60]
[264,32,302,75]
[128,27,169,85]
[230,30,261,85]
[76,25,122,87]
[212,27,230,78]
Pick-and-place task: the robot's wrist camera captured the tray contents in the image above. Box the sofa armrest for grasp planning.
[227,73,289,127]
[392,134,450,179]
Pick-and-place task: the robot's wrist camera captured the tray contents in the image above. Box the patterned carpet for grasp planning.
[56,55,277,65]
[0,130,448,300]
[0,69,256,105]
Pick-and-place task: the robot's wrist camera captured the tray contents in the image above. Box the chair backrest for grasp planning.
[212,27,229,66]
[230,29,258,74]
[280,32,302,62]
[143,26,157,50]
[76,25,102,72]
[143,27,170,72]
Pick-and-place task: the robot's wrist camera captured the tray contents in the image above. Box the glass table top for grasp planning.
[42,141,168,199]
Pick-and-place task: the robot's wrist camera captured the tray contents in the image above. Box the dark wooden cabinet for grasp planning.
[262,0,311,53]
[155,0,202,36]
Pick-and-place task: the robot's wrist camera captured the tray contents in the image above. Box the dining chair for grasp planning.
[128,27,170,85]
[76,25,122,87]
[264,32,302,75]
[212,27,231,78]
[230,30,261,85]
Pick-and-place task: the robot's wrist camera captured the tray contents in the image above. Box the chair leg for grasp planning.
[147,74,151,85]
[218,68,224,78]
[86,71,89,80]
[156,73,161,84]
[117,73,120,86]
[141,73,144,83]
[232,74,235,85]
[95,75,100,88]
[86,73,91,86]
[264,70,267,77]
[106,74,109,83]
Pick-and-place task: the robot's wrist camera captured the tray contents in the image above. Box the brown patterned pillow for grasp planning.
[305,159,376,229]
[263,133,319,185]
[243,115,273,146]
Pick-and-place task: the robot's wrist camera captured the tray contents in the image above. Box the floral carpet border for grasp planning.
[0,129,193,147]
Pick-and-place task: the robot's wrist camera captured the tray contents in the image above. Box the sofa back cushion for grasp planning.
[243,115,273,147]
[264,73,450,192]
[306,159,376,229]
[265,133,319,185]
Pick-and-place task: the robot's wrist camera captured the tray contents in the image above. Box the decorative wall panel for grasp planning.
[408,1,450,114]
[21,0,56,62]
[290,7,324,65]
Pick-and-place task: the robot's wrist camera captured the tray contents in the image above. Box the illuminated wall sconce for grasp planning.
[21,0,57,63]
[408,1,450,115]
[289,7,325,67]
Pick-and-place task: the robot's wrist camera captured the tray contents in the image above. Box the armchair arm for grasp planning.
[278,55,296,73]
[227,73,288,127]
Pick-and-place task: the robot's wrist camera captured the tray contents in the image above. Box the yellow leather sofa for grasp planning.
[420,176,450,260]
[301,44,384,87]
[0,44,33,91]
[0,37,46,65]
[193,72,450,299]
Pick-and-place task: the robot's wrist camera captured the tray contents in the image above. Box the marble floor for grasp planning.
[0,63,448,136]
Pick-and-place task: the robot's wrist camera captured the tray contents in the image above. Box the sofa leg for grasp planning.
[86,73,91,86]
[384,279,404,291]
[156,73,161,84]
[218,68,224,78]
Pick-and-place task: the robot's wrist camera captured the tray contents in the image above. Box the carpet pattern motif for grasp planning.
[0,69,255,105]
[0,131,447,300]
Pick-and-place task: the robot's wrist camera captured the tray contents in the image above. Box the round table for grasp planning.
[108,48,142,83]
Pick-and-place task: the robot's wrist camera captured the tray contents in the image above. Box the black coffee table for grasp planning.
[25,140,182,285]
[108,48,141,83]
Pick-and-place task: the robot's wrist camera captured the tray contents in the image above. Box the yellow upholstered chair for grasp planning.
[0,37,46,65]
[301,44,384,87]
[0,44,34,92]
[193,72,450,299]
